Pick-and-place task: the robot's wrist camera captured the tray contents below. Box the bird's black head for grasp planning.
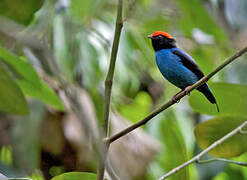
[148,31,176,51]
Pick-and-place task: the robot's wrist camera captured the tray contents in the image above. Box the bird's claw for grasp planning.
[184,86,192,96]
[172,95,180,103]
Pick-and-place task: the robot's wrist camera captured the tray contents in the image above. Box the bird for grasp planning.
[148,31,219,112]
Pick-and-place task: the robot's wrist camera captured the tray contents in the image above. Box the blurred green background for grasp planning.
[0,0,247,179]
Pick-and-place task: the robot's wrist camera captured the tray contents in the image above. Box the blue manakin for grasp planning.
[148,31,219,112]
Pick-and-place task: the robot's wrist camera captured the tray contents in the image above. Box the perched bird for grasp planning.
[148,31,219,112]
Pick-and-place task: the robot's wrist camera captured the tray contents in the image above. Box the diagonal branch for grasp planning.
[197,158,247,167]
[97,0,124,179]
[104,46,247,144]
[158,120,247,180]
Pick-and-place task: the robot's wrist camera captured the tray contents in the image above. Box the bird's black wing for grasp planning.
[173,49,204,79]
[173,49,219,111]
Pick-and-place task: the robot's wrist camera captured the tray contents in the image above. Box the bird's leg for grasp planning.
[172,90,183,103]
[184,85,193,96]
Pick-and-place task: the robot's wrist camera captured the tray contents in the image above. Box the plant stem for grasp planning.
[105,46,247,144]
[240,129,247,134]
[97,0,123,179]
[103,0,123,137]
[197,158,247,166]
[158,120,247,180]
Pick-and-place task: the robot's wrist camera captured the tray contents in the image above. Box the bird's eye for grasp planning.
[158,35,164,39]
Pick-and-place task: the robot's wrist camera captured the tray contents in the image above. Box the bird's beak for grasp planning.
[147,35,153,39]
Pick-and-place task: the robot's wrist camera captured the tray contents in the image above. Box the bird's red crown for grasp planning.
[152,31,172,39]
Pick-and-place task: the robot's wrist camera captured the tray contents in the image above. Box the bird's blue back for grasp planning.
[155,48,199,89]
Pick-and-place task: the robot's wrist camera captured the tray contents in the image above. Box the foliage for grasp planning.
[51,172,97,180]
[0,0,246,180]
[0,61,28,114]
[159,110,190,180]
[189,82,247,116]
[195,116,247,158]
[0,43,63,113]
[0,0,44,25]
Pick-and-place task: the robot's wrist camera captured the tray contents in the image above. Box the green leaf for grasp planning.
[0,45,41,89]
[79,35,103,89]
[51,172,97,180]
[7,179,31,180]
[70,0,94,22]
[0,0,44,25]
[0,63,28,114]
[0,146,12,166]
[194,116,247,158]
[191,47,215,75]
[142,17,170,35]
[19,81,64,111]
[118,92,151,123]
[175,0,227,44]
[0,45,63,110]
[159,110,190,180]
[12,101,45,173]
[189,82,247,116]
[70,0,106,23]
[231,153,247,178]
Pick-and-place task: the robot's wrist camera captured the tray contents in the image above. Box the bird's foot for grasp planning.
[171,90,183,103]
[184,86,193,96]
[172,95,180,103]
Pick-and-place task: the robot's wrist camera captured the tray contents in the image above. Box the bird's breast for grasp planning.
[155,50,198,89]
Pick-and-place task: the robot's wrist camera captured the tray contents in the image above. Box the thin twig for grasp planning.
[240,129,247,134]
[105,46,247,144]
[158,120,247,180]
[105,158,120,180]
[97,0,124,179]
[197,158,247,166]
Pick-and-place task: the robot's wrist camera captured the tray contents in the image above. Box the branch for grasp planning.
[105,158,120,180]
[197,158,247,167]
[105,46,247,144]
[103,0,123,137]
[97,0,123,179]
[240,129,247,134]
[158,120,247,180]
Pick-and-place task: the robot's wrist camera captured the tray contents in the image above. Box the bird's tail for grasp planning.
[197,84,220,112]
